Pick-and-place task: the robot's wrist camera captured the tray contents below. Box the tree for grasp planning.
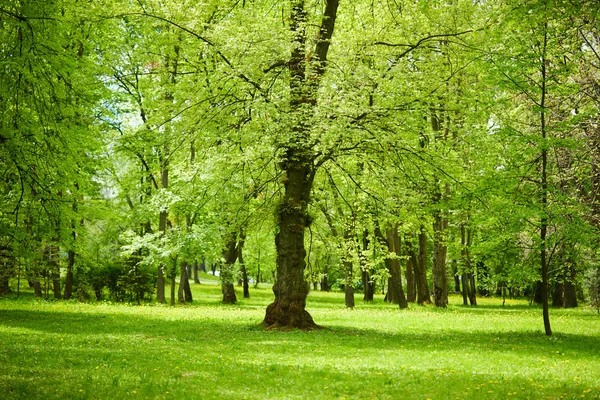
[263,0,340,330]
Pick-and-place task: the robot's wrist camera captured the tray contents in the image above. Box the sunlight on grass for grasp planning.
[1,285,599,399]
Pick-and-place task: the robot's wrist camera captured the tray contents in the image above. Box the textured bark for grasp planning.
[376,224,408,308]
[263,0,339,330]
[221,232,238,304]
[178,261,193,303]
[461,274,469,306]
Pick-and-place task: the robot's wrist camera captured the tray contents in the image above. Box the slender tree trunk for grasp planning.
[540,25,552,336]
[193,259,200,284]
[344,260,355,308]
[360,232,374,301]
[46,245,61,300]
[238,229,250,299]
[405,247,416,303]
[432,204,448,307]
[417,226,431,305]
[460,223,476,306]
[64,248,74,300]
[156,145,168,304]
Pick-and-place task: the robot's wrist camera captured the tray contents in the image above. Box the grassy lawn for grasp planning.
[1,284,599,400]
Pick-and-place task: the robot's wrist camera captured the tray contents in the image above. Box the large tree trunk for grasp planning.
[377,224,408,308]
[263,0,339,330]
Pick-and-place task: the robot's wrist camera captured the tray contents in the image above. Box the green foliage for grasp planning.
[584,266,600,312]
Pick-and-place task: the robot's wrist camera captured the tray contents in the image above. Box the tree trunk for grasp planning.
[64,249,74,300]
[415,227,431,304]
[238,230,250,299]
[360,232,374,301]
[178,261,193,303]
[378,224,408,308]
[539,26,552,336]
[460,223,476,306]
[156,144,168,304]
[405,246,416,303]
[432,206,448,308]
[193,259,200,284]
[461,274,469,305]
[344,260,355,308]
[221,232,238,304]
[264,0,339,330]
[46,245,61,300]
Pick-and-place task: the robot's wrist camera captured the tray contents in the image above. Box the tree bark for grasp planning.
[263,0,339,330]
[376,223,408,308]
[221,231,238,304]
[178,261,193,303]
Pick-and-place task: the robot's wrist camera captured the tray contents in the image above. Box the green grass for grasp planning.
[1,284,599,400]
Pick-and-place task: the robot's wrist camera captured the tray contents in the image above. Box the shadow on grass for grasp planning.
[1,303,600,400]
[1,306,599,359]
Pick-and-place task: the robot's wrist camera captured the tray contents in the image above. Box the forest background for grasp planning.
[1,0,600,336]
